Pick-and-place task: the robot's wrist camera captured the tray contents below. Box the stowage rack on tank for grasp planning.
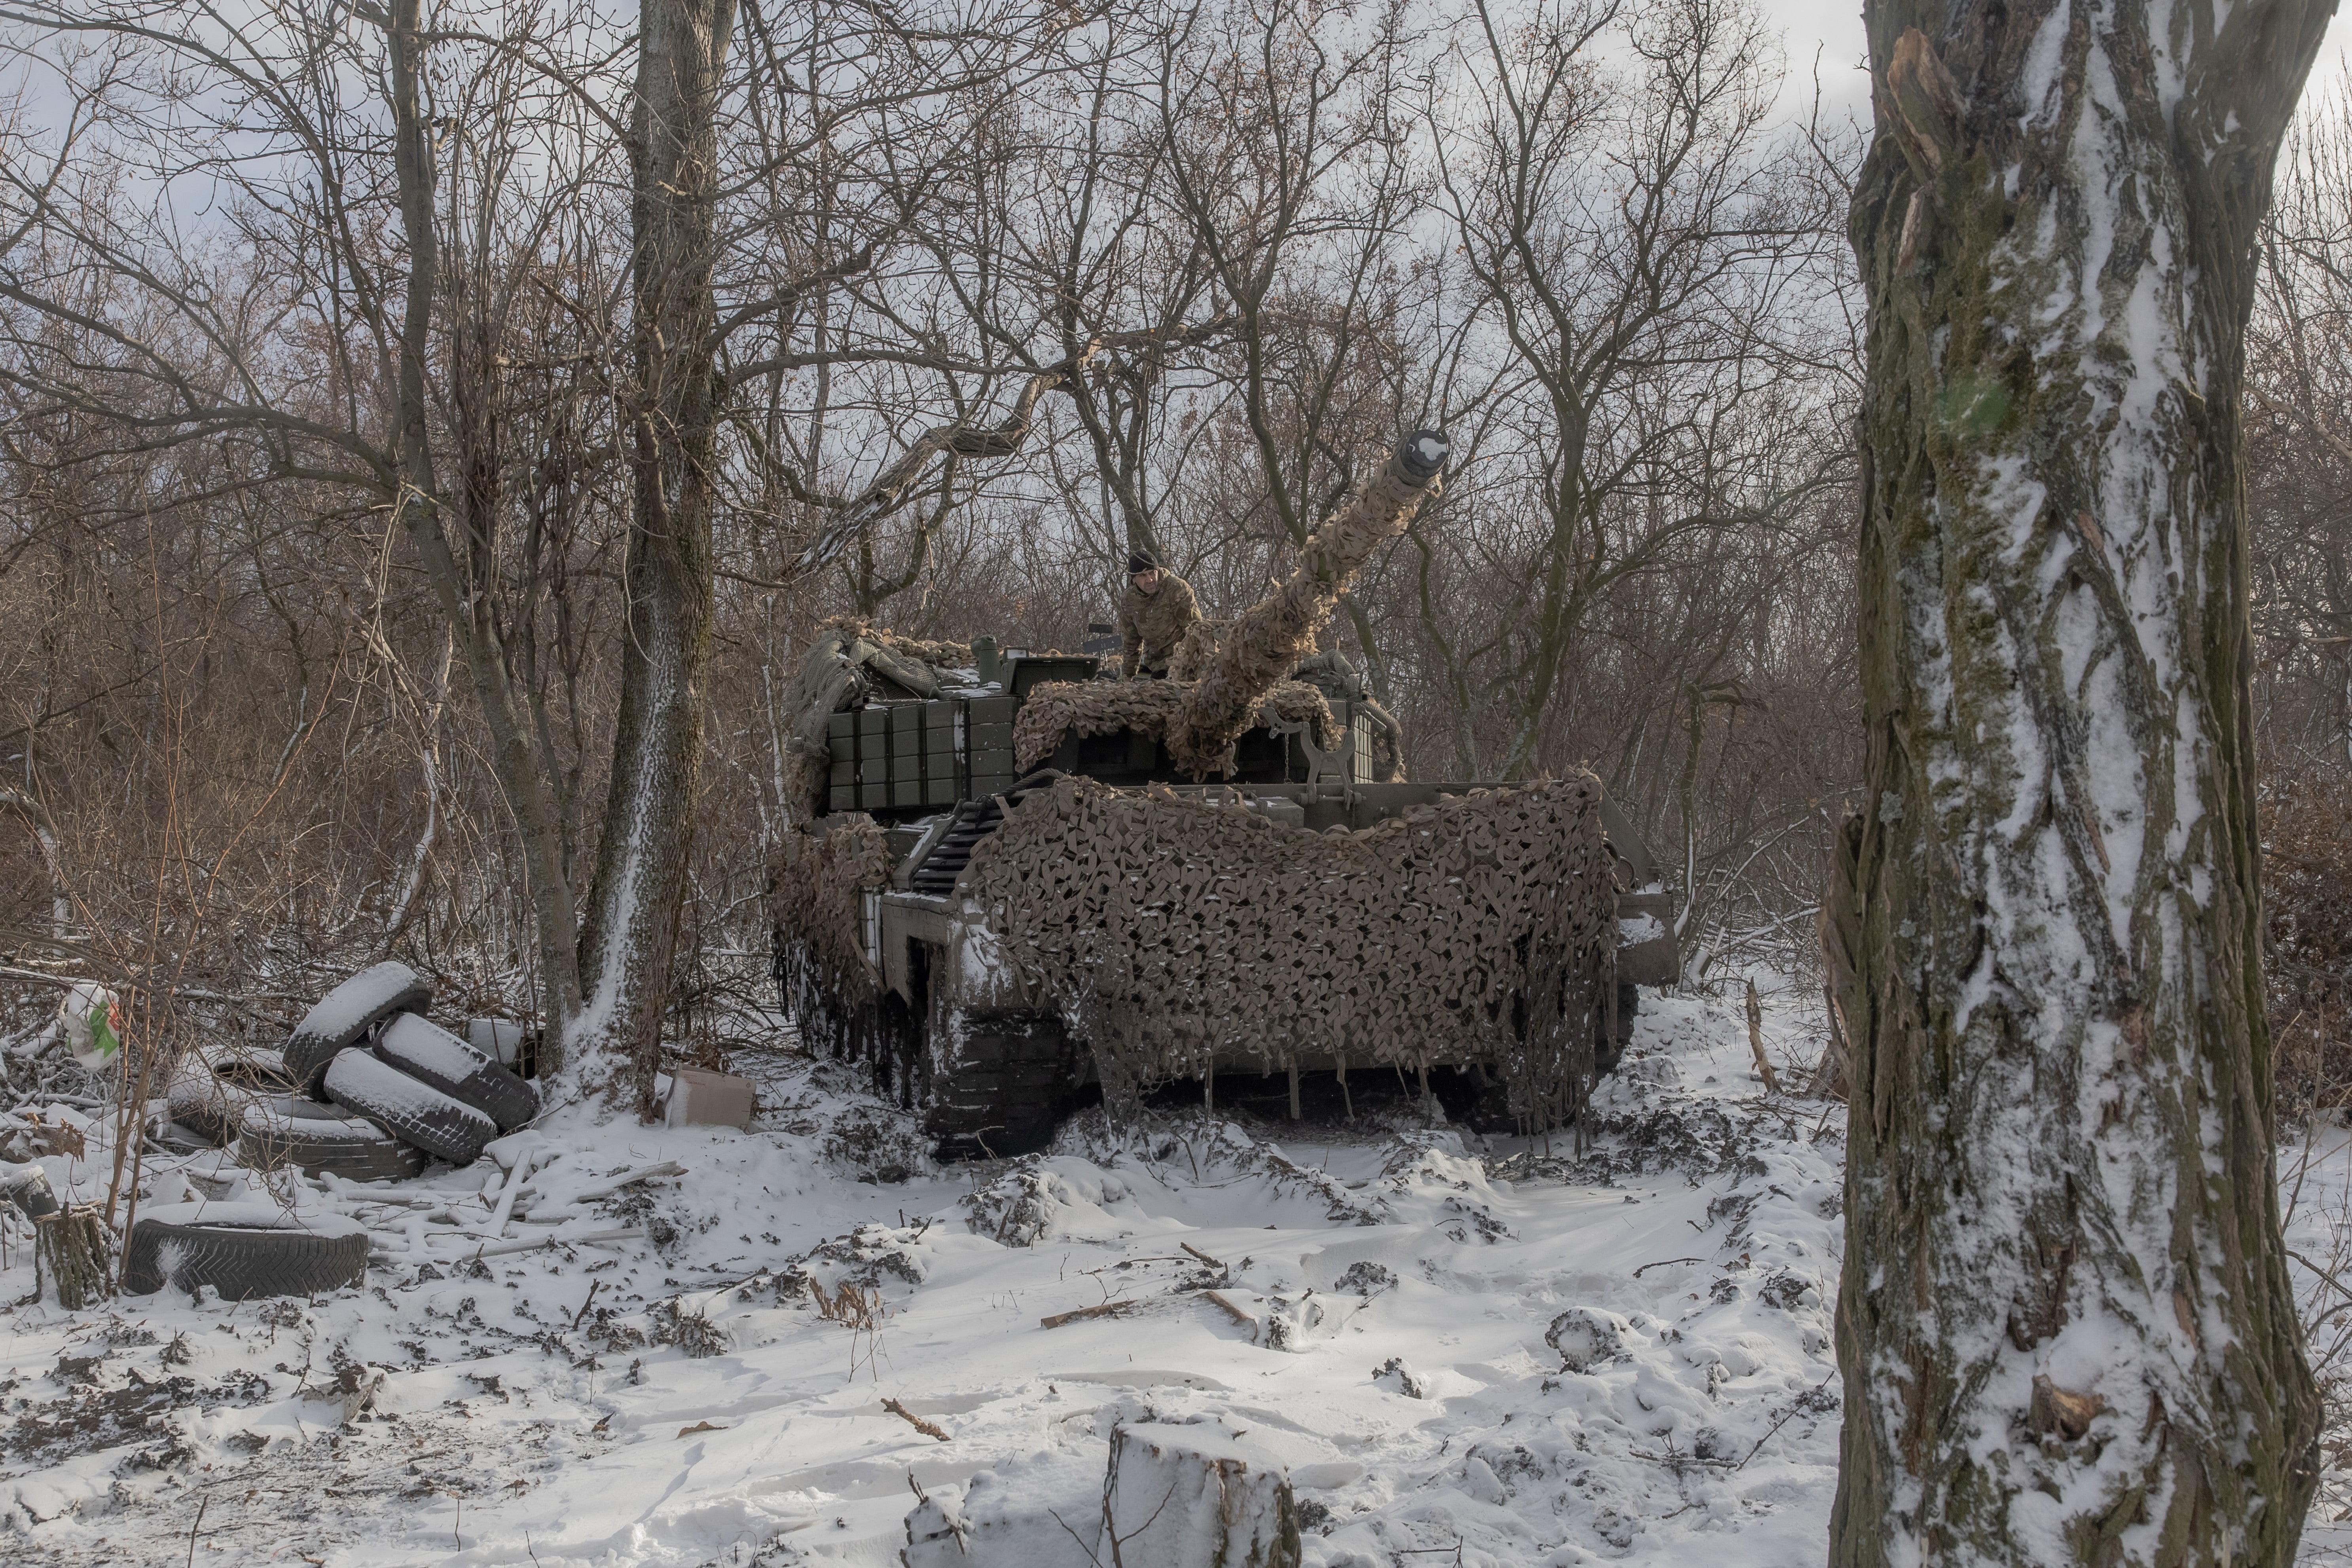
[767,428,1683,1158]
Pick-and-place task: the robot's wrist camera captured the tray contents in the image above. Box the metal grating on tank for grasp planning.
[910,800,1005,895]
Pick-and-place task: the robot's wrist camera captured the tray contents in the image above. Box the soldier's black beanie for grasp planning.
[1127,549,1158,575]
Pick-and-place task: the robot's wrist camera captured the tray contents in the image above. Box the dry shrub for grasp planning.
[2268,774,2352,1118]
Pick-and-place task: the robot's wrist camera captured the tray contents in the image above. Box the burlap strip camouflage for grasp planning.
[1010,679,1340,777]
[952,774,1616,1130]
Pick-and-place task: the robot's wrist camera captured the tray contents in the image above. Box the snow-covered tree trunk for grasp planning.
[574,0,735,1111]
[1828,2,2330,1562]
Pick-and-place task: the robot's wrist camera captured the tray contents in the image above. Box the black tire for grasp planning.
[169,1048,298,1147]
[924,1009,1080,1160]
[239,1098,428,1183]
[323,1050,495,1166]
[280,962,432,1094]
[374,1014,539,1132]
[123,1215,367,1299]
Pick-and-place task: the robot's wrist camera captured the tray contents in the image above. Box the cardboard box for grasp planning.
[664,1067,755,1130]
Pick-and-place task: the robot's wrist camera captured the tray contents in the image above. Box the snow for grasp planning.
[380,1013,493,1084]
[0,987,1851,1565]
[133,1201,365,1240]
[290,962,423,1046]
[323,1050,484,1127]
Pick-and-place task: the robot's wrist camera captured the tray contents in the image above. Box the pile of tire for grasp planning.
[244,961,540,1176]
[126,964,538,1302]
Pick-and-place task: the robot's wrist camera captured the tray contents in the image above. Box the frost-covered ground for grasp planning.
[3,985,2342,1566]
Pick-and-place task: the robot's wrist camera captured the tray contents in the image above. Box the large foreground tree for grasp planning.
[1827,0,2330,1562]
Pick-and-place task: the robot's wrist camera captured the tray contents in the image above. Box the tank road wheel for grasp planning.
[923,1009,1080,1161]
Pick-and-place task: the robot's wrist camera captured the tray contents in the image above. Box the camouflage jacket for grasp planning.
[1118,573,1202,677]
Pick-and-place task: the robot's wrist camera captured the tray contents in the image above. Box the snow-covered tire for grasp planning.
[168,1047,298,1147]
[122,1214,367,1300]
[323,1050,495,1166]
[280,962,433,1094]
[239,1097,427,1183]
[374,1014,538,1132]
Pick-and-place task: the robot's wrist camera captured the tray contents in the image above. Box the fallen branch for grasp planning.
[1199,1290,1254,1327]
[1180,1242,1226,1270]
[1040,1299,1135,1329]
[368,1225,644,1262]
[882,1397,950,1441]
[1633,1257,1706,1278]
[537,1161,685,1208]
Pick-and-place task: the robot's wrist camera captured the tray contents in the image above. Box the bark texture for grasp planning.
[1829,2,2330,1562]
[576,0,735,1110]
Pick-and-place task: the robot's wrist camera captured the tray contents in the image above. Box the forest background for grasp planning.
[0,0,2344,1115]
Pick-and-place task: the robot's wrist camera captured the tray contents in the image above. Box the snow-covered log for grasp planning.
[1831,1,2333,1562]
[1103,1422,1301,1568]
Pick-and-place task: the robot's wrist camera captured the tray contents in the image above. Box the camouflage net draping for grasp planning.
[1167,452,1439,776]
[815,616,974,671]
[770,817,894,1054]
[1010,678,1340,778]
[955,774,1616,1130]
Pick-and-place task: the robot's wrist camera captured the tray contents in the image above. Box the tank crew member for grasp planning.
[1118,548,1201,680]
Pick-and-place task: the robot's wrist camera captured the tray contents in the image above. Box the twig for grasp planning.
[1180,1242,1225,1270]
[1040,1299,1135,1329]
[1633,1257,1706,1278]
[882,1397,950,1441]
[570,1280,602,1331]
[188,1495,209,1568]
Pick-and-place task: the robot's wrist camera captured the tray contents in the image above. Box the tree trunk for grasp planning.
[576,0,735,1113]
[1829,4,2329,1563]
[383,0,588,1060]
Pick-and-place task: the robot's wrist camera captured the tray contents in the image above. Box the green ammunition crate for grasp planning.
[967,696,1017,725]
[970,774,1015,798]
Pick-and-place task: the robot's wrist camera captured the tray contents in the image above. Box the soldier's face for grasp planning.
[1132,569,1159,595]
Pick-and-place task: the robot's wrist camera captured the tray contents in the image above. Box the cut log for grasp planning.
[1103,1421,1301,1568]
[36,1205,111,1310]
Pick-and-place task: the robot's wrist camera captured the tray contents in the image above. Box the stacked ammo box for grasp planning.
[825,695,1018,816]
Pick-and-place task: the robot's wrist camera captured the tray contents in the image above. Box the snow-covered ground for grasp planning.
[1,985,2342,1566]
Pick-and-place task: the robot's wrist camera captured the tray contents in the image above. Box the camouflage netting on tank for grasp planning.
[817,615,974,671]
[1010,678,1339,777]
[1167,448,1440,777]
[770,816,894,1054]
[956,774,1617,1130]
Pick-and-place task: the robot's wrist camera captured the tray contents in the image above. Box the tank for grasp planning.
[770,432,1680,1157]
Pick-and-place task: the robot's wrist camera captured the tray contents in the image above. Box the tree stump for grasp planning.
[1103,1422,1300,1568]
[36,1205,111,1310]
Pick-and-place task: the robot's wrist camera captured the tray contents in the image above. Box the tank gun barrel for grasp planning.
[1168,430,1446,777]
